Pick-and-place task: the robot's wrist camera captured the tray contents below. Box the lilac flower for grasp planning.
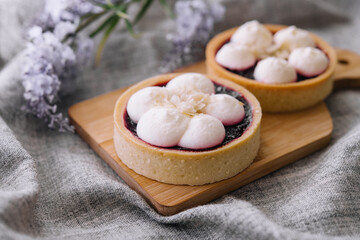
[22,27,71,131]
[22,0,96,131]
[35,0,101,30]
[54,21,77,40]
[160,0,225,72]
[67,0,102,16]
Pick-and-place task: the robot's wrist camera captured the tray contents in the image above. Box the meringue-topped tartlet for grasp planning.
[206,21,337,112]
[114,73,262,185]
[126,73,245,150]
[214,21,329,84]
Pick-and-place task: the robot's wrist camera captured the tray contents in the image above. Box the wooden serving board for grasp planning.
[69,49,360,216]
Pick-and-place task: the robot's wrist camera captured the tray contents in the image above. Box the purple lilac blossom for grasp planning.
[160,0,225,72]
[22,0,97,131]
[35,0,101,30]
[22,26,73,131]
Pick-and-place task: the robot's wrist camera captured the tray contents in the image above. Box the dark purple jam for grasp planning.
[124,83,252,152]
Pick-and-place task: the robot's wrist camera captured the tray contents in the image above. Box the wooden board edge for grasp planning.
[155,126,333,215]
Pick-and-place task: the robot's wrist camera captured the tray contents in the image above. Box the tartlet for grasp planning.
[113,73,262,185]
[206,24,337,112]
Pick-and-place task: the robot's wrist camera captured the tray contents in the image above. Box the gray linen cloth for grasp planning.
[1,0,360,239]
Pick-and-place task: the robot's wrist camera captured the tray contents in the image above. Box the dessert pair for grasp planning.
[114,21,336,185]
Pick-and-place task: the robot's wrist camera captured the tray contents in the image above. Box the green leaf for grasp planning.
[89,14,117,38]
[76,10,107,34]
[80,12,96,21]
[88,0,111,10]
[101,1,130,19]
[133,0,153,25]
[112,4,126,11]
[115,10,130,19]
[158,0,174,19]
[125,19,141,38]
[95,15,120,65]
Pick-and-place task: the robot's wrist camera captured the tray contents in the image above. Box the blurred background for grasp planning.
[1,0,359,68]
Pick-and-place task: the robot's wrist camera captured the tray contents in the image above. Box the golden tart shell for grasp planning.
[206,24,337,113]
[113,73,262,185]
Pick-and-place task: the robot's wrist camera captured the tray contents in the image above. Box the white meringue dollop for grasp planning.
[215,43,256,70]
[136,107,190,147]
[178,114,225,150]
[166,73,215,94]
[273,26,315,51]
[288,47,328,77]
[230,20,273,58]
[127,87,169,123]
[254,57,297,84]
[204,94,245,126]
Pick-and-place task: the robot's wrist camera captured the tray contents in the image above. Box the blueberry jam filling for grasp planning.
[124,83,252,152]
